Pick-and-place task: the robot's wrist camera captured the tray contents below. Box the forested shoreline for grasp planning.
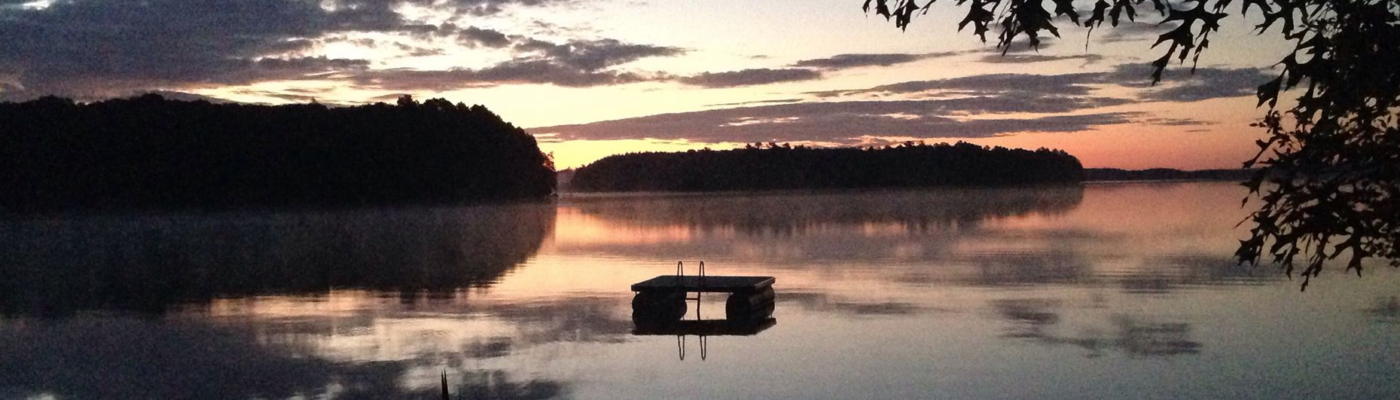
[0,95,555,212]
[569,142,1084,192]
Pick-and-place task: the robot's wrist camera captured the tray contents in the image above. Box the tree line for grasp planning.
[570,141,1083,192]
[0,95,555,212]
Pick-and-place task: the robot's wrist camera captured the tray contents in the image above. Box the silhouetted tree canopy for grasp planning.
[571,141,1082,192]
[0,94,555,212]
[865,0,1400,288]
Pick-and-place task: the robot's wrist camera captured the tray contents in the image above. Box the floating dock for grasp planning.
[630,261,776,324]
[630,275,775,294]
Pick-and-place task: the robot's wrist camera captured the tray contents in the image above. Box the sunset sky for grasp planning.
[0,0,1295,169]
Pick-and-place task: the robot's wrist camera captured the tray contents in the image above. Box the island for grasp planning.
[568,142,1084,192]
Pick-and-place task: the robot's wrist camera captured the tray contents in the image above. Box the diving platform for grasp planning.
[630,275,775,294]
[630,261,777,324]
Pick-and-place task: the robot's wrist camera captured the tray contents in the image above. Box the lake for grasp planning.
[2,182,1397,399]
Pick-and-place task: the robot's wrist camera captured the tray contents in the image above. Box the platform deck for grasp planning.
[630,275,774,293]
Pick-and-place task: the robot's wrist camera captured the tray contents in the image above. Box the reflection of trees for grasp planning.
[993,299,1201,358]
[0,203,554,316]
[568,186,1083,236]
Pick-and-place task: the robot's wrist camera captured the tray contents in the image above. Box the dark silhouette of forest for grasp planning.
[570,142,1083,192]
[0,94,555,212]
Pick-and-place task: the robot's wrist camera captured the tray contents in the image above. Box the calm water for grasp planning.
[2,182,1397,399]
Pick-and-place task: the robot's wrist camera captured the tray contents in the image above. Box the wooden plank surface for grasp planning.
[631,275,774,293]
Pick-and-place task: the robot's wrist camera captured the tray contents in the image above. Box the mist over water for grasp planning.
[2,182,1397,399]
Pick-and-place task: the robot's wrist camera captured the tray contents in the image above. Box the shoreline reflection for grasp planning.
[0,203,555,316]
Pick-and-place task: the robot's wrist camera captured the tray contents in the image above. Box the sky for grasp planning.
[0,0,1296,169]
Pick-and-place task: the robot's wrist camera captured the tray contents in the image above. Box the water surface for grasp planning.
[2,182,1396,399]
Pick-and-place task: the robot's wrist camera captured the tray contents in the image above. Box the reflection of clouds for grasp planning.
[779,292,938,316]
[452,370,565,400]
[1118,255,1276,294]
[967,251,1093,287]
[494,297,635,345]
[205,294,635,364]
[1365,297,1400,324]
[0,316,574,399]
[993,299,1201,358]
[1,294,615,398]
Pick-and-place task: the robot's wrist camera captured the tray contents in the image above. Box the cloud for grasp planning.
[705,98,804,107]
[512,38,686,71]
[0,0,616,100]
[980,54,1104,64]
[811,64,1267,103]
[1097,20,1183,43]
[356,63,661,90]
[0,0,401,98]
[529,63,1272,144]
[531,98,1137,143]
[1141,68,1273,102]
[791,52,961,70]
[1142,117,1212,126]
[349,38,684,89]
[809,72,1105,98]
[677,68,822,88]
[459,26,512,48]
[524,63,1265,145]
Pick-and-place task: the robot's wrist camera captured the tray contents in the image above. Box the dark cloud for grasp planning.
[812,65,1266,103]
[1143,117,1212,126]
[677,68,822,88]
[1097,20,1184,43]
[1141,68,1273,102]
[353,62,656,90]
[513,38,686,71]
[791,52,961,70]
[809,72,1104,98]
[459,26,512,48]
[531,98,1137,143]
[1101,63,1272,100]
[704,98,804,107]
[980,54,1104,64]
[0,0,601,99]
[395,42,447,57]
[526,63,1263,145]
[351,38,683,89]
